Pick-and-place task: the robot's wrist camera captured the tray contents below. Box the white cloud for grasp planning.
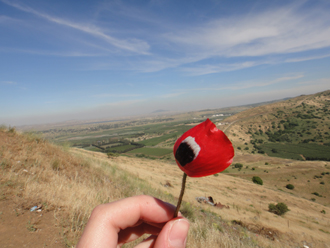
[285,53,330,63]
[2,0,330,76]
[159,92,184,98]
[226,74,305,90]
[297,77,330,87]
[0,47,106,57]
[92,93,142,98]
[166,5,330,57]
[2,81,17,85]
[172,74,305,92]
[0,15,12,23]
[1,0,150,54]
[182,61,262,76]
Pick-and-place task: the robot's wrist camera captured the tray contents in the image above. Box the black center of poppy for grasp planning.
[175,142,195,166]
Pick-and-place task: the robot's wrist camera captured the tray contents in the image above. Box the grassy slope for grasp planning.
[0,128,274,247]
[2,128,330,247]
[223,90,330,160]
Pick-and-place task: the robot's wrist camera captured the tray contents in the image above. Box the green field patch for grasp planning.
[100,143,122,149]
[107,144,139,152]
[127,147,172,157]
[138,133,179,146]
[260,143,330,161]
[83,146,103,152]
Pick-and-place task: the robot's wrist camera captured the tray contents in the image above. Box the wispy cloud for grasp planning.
[1,0,150,54]
[159,92,184,98]
[92,93,142,98]
[113,1,330,74]
[1,0,330,76]
[182,61,262,76]
[173,74,305,92]
[285,53,330,63]
[2,81,17,85]
[167,4,330,57]
[161,3,330,74]
[297,77,330,86]
[0,47,106,57]
[229,74,305,90]
[0,15,13,23]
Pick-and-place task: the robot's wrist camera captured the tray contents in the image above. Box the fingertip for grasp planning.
[168,218,189,248]
[154,217,189,248]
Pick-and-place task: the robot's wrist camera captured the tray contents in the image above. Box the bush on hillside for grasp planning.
[252,176,263,185]
[312,192,322,197]
[268,202,289,216]
[286,184,294,190]
[234,163,243,170]
[107,152,119,158]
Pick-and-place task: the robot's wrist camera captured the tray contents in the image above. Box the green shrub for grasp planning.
[268,202,289,216]
[286,184,294,190]
[312,192,322,197]
[268,203,277,213]
[107,152,119,158]
[252,176,263,185]
[234,163,243,170]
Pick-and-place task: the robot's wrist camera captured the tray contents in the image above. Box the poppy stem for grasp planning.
[174,172,187,218]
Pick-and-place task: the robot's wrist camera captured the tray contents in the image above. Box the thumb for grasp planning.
[154,217,189,248]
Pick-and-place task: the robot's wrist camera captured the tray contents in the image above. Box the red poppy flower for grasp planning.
[173,118,234,177]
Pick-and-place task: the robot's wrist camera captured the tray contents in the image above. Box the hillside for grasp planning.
[1,127,330,247]
[223,90,330,161]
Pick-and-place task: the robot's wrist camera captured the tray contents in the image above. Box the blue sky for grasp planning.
[1,0,330,126]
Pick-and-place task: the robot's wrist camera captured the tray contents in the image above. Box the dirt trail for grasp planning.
[0,198,64,248]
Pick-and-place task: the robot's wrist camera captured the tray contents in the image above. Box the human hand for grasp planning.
[76,195,190,248]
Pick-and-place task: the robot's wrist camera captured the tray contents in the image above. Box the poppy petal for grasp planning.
[174,118,234,177]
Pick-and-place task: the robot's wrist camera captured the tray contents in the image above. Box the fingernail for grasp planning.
[168,219,189,248]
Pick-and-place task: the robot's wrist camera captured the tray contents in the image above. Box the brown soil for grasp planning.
[0,198,64,248]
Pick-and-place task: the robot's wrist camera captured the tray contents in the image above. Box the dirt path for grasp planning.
[0,198,64,248]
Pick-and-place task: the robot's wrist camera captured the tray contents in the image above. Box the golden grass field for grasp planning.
[1,127,330,247]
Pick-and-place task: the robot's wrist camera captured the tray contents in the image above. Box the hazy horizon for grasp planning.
[3,91,324,127]
[1,0,330,126]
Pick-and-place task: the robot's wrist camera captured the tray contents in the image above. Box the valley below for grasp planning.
[1,90,330,247]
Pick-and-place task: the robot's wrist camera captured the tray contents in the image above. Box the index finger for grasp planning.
[107,195,176,231]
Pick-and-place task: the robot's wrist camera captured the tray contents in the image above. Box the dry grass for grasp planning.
[1,128,330,247]
[1,129,135,245]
